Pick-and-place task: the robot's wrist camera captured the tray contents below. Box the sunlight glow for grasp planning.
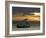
[33,12,40,16]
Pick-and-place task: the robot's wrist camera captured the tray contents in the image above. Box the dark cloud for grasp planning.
[12,7,40,14]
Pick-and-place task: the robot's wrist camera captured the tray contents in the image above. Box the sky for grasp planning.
[12,7,40,15]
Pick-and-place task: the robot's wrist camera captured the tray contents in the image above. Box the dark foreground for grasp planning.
[12,21,40,31]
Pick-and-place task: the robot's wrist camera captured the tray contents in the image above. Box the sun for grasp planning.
[33,12,40,16]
